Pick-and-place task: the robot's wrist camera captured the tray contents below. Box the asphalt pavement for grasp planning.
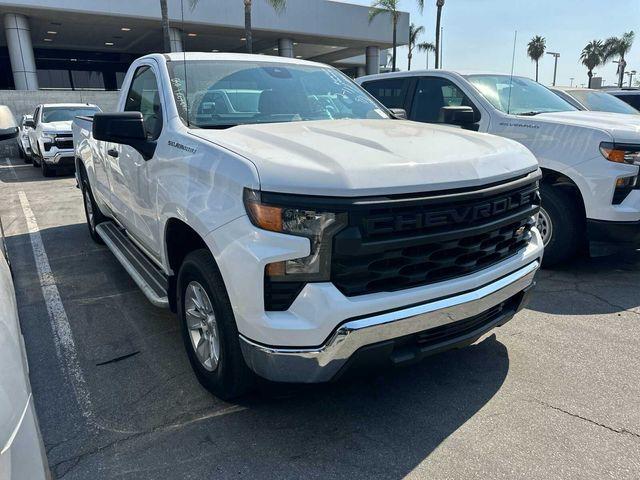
[1,148,639,479]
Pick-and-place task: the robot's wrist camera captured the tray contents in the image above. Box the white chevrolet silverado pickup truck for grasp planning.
[358,71,640,265]
[27,103,100,177]
[73,53,543,399]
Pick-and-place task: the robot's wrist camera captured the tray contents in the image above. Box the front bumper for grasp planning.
[239,260,538,383]
[42,150,75,168]
[587,219,640,246]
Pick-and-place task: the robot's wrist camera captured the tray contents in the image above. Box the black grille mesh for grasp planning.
[331,181,539,297]
[332,217,534,296]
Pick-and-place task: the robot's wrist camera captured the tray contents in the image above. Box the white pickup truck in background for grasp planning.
[73,53,543,399]
[358,71,640,265]
[27,103,100,177]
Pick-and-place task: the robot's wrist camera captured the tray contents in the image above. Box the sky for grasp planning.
[338,0,640,87]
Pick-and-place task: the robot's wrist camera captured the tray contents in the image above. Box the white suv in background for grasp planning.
[358,71,640,265]
[27,103,100,177]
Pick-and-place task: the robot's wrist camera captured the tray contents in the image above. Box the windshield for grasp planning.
[42,107,100,123]
[466,74,576,115]
[568,90,639,114]
[567,90,640,115]
[167,60,390,128]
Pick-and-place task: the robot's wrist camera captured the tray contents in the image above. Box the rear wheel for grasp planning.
[538,183,585,267]
[80,167,106,244]
[177,249,254,400]
[32,154,39,167]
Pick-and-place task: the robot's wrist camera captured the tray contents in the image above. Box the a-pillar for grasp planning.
[4,13,38,90]
[365,46,380,76]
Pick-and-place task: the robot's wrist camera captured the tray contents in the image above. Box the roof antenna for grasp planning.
[507,30,517,115]
[181,0,190,127]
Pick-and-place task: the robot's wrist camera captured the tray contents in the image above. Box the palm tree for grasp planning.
[604,31,635,87]
[434,0,444,68]
[189,0,286,54]
[527,36,546,82]
[418,41,436,69]
[160,0,171,53]
[244,0,286,54]
[580,40,604,88]
[369,0,401,72]
[408,24,425,71]
[370,0,425,72]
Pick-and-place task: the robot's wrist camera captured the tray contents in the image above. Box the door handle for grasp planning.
[107,148,119,158]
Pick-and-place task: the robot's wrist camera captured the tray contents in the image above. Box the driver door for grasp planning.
[107,64,164,256]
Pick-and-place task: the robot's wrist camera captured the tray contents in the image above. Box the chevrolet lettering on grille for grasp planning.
[364,187,537,236]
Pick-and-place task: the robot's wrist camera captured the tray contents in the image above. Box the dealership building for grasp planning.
[0,0,408,91]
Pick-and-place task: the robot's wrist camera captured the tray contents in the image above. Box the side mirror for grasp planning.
[389,108,407,120]
[0,106,18,141]
[24,119,35,128]
[441,106,477,128]
[92,112,156,160]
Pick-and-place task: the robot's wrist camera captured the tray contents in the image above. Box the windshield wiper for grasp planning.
[200,124,240,129]
[516,111,544,116]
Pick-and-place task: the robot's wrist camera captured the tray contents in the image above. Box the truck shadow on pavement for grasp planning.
[527,250,640,316]
[6,219,512,479]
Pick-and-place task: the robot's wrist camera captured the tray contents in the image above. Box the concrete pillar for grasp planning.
[278,38,294,58]
[169,27,183,53]
[4,14,38,90]
[356,66,366,78]
[366,46,380,76]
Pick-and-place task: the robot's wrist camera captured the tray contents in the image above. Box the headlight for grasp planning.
[243,188,347,280]
[600,142,640,166]
[41,132,55,140]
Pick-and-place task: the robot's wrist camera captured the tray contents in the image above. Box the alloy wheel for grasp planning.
[185,281,220,372]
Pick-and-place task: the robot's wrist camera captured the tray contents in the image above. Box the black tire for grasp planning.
[32,154,39,167]
[18,148,24,159]
[539,183,585,267]
[177,249,254,400]
[23,153,32,164]
[79,166,106,244]
[41,160,54,177]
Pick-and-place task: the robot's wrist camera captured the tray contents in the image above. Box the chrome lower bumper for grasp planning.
[43,150,74,164]
[239,261,539,383]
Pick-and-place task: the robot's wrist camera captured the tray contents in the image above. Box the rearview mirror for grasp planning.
[0,106,18,141]
[93,112,156,160]
[441,106,477,128]
[389,108,407,120]
[24,118,35,128]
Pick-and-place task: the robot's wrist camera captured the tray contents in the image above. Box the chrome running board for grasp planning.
[96,222,169,308]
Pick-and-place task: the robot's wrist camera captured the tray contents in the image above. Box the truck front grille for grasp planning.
[54,135,74,150]
[331,179,540,297]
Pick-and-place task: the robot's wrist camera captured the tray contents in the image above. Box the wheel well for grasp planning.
[540,168,586,219]
[164,218,208,312]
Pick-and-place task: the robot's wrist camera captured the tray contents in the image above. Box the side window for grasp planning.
[124,66,163,140]
[411,77,479,123]
[361,78,410,109]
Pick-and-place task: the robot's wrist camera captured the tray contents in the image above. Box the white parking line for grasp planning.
[18,190,95,425]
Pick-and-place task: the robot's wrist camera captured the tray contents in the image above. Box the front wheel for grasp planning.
[538,184,585,267]
[178,249,254,400]
[41,160,54,177]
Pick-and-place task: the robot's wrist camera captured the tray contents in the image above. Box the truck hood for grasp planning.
[42,120,73,134]
[192,119,538,196]
[536,111,640,144]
